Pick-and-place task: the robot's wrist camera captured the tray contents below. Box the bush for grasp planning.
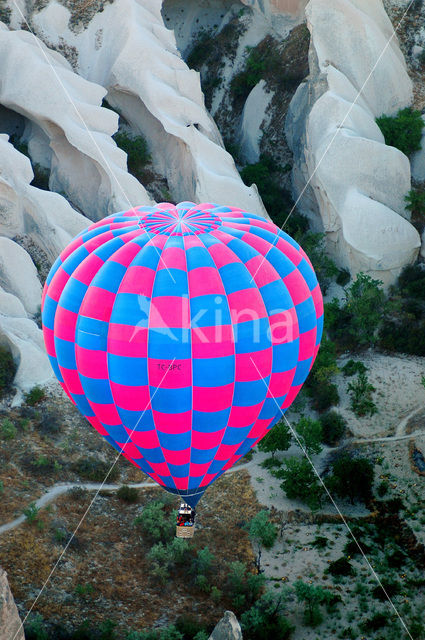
[0,345,16,396]
[0,418,17,440]
[36,409,61,435]
[295,417,322,454]
[175,615,208,640]
[117,485,139,503]
[294,581,334,627]
[372,579,400,601]
[376,107,424,156]
[328,453,374,504]
[113,131,151,177]
[134,499,175,543]
[23,502,40,524]
[71,456,120,482]
[405,188,425,231]
[305,338,340,411]
[148,539,189,584]
[241,592,294,640]
[327,557,355,577]
[360,612,388,632]
[257,421,291,456]
[347,371,378,417]
[319,411,346,446]
[25,385,46,406]
[260,457,282,469]
[341,359,367,377]
[245,511,277,571]
[279,457,324,511]
[226,561,265,612]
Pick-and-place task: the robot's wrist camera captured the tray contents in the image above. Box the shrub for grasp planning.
[0,345,16,395]
[279,457,324,510]
[36,409,61,435]
[24,614,49,640]
[260,457,282,469]
[294,580,334,627]
[341,359,367,377]
[327,557,355,577]
[347,371,378,417]
[257,421,291,456]
[328,453,374,504]
[311,535,328,549]
[71,456,120,482]
[405,188,425,230]
[376,107,424,156]
[372,579,400,601]
[0,418,17,440]
[319,411,346,446]
[134,499,175,543]
[226,561,265,612]
[241,592,294,640]
[24,385,46,406]
[360,612,388,632]
[147,539,188,584]
[305,338,340,411]
[24,502,40,524]
[113,131,151,177]
[245,510,277,571]
[298,232,338,294]
[175,615,208,640]
[295,417,322,454]
[117,485,139,503]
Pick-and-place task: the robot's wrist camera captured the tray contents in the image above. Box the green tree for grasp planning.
[294,580,333,627]
[279,457,324,511]
[241,591,294,640]
[244,510,277,573]
[296,417,323,455]
[147,538,189,584]
[226,561,265,612]
[328,454,374,504]
[347,371,378,417]
[319,411,346,446]
[257,421,291,457]
[134,499,175,543]
[376,107,424,156]
[345,273,386,347]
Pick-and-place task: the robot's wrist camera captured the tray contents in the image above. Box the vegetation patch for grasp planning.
[376,107,424,156]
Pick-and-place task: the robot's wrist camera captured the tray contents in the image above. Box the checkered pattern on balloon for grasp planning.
[42,202,323,507]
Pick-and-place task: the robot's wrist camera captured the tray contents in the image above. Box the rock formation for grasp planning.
[0,567,24,640]
[0,23,151,221]
[28,0,266,216]
[286,0,420,286]
[0,134,89,392]
[209,611,242,640]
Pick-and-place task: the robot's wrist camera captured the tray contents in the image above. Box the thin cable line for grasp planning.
[11,1,176,284]
[12,361,175,640]
[249,356,414,640]
[250,0,416,284]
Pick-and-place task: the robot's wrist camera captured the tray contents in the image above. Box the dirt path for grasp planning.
[0,461,254,536]
[2,403,424,537]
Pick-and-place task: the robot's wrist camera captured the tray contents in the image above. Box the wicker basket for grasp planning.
[176,525,195,539]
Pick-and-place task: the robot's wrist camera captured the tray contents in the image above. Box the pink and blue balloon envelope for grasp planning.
[41,202,323,507]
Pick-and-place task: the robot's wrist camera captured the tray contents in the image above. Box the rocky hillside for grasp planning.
[0,0,421,393]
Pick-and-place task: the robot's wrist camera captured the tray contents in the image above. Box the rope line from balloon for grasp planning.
[249,357,415,640]
[11,361,176,640]
[11,1,177,286]
[249,0,416,285]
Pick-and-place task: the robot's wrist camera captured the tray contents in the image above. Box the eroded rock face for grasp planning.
[0,134,89,392]
[0,567,24,640]
[0,24,151,221]
[28,0,267,217]
[286,0,420,286]
[209,611,242,640]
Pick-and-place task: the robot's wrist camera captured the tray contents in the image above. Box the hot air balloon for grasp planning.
[41,202,323,516]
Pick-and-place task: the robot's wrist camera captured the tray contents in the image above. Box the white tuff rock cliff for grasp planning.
[286,0,420,285]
